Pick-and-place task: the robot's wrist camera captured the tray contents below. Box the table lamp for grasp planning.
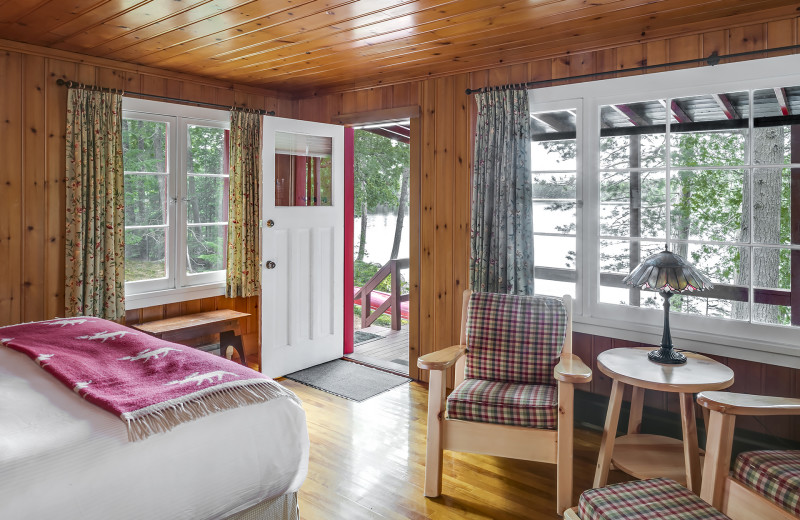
[622,249,714,365]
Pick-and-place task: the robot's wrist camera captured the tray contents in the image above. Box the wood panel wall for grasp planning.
[295,14,800,439]
[2,10,799,437]
[0,41,292,362]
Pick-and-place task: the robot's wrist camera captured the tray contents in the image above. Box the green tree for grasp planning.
[539,121,791,324]
[122,120,228,280]
[354,130,410,261]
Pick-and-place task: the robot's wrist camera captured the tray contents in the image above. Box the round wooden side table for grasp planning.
[592,347,734,493]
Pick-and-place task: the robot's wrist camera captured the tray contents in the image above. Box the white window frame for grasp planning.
[529,54,800,368]
[123,98,230,310]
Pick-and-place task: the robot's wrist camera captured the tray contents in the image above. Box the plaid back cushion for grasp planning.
[464,292,567,385]
[733,450,800,516]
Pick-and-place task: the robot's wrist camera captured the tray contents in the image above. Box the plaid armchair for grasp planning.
[418,291,592,515]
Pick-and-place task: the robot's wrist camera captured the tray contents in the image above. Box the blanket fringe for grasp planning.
[124,382,297,442]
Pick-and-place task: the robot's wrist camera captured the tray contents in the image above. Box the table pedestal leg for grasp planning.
[594,379,624,488]
[679,392,702,492]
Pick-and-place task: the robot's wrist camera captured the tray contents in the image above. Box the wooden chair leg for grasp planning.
[700,410,736,511]
[424,370,446,497]
[557,381,575,516]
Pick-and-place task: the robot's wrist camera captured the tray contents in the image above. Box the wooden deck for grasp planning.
[347,324,409,375]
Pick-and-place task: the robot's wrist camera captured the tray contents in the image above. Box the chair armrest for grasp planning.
[417,345,466,371]
[697,391,800,416]
[554,353,592,384]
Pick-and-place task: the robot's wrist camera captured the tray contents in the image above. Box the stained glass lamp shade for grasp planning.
[622,250,715,365]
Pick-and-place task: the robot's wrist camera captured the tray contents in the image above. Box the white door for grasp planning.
[261,117,344,378]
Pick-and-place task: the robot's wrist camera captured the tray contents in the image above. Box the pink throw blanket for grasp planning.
[0,317,299,441]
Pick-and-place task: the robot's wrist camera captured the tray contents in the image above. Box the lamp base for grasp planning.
[648,347,687,365]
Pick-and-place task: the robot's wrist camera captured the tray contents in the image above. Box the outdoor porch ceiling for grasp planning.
[532,87,800,141]
[1,0,799,96]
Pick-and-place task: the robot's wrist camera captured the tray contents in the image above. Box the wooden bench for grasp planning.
[131,309,250,367]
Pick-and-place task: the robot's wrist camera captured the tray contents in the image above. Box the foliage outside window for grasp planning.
[528,56,800,360]
[122,99,229,307]
[597,89,796,327]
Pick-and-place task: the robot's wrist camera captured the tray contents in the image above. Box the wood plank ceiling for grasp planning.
[0,0,797,96]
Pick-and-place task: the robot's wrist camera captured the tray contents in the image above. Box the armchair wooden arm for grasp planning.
[700,390,800,516]
[554,353,592,384]
[697,391,800,416]
[417,345,467,371]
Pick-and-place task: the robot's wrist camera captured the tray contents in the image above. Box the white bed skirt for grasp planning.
[226,492,299,520]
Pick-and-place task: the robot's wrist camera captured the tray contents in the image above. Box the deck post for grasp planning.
[391,259,401,330]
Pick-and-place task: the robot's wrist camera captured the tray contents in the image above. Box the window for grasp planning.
[122,99,230,309]
[531,103,580,300]
[529,54,800,363]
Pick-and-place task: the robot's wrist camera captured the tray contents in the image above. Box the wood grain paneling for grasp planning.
[296,11,800,435]
[0,45,286,362]
[0,50,23,326]
[2,4,799,441]
[1,1,800,94]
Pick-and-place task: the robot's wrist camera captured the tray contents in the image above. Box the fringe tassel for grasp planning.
[123,382,299,442]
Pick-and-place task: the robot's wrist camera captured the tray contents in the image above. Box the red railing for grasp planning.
[353,258,409,331]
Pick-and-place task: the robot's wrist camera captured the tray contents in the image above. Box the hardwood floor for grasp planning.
[279,378,631,519]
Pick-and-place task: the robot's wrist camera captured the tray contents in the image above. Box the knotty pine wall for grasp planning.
[295,14,800,440]
[0,40,293,362]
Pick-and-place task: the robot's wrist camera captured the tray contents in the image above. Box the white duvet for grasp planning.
[0,347,309,520]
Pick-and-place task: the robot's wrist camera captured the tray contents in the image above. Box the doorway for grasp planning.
[347,120,412,376]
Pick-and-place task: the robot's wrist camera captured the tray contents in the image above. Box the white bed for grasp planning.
[0,346,309,520]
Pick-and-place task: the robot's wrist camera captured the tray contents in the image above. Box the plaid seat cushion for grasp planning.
[733,450,800,516]
[445,378,557,429]
[465,292,567,385]
[578,478,730,520]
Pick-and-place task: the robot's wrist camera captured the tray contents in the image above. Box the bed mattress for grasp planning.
[0,346,309,520]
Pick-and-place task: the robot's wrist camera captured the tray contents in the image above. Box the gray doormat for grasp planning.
[285,359,410,402]
[353,330,381,345]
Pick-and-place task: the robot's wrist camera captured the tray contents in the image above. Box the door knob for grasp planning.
[266,260,276,269]
[266,219,274,227]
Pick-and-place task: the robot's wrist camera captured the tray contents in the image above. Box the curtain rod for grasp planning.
[465,45,800,95]
[56,79,276,116]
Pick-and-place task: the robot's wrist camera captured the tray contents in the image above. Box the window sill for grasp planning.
[125,283,226,310]
[573,313,800,369]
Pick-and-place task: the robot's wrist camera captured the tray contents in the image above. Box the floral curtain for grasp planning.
[226,110,262,298]
[64,88,125,319]
[469,89,534,295]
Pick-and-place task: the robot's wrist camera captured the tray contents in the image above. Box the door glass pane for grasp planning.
[122,119,168,173]
[187,125,225,174]
[186,224,227,274]
[125,227,167,281]
[599,100,667,169]
[124,174,167,226]
[532,172,576,234]
[275,132,333,206]
[186,175,227,224]
[669,91,749,167]
[752,86,798,163]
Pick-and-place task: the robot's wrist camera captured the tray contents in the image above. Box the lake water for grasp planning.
[355,212,410,266]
